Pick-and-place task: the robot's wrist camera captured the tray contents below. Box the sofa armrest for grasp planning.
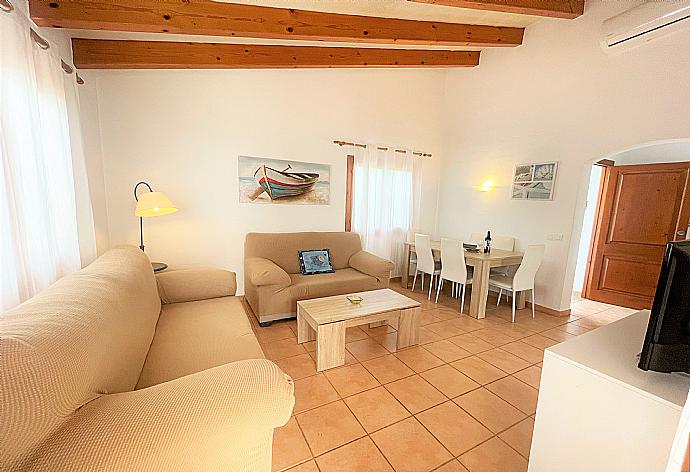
[246,257,291,287]
[156,268,237,304]
[349,250,394,281]
[28,360,294,471]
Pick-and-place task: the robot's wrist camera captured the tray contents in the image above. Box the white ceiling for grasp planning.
[63,0,541,51]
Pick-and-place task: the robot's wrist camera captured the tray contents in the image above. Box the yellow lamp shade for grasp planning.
[135,191,177,217]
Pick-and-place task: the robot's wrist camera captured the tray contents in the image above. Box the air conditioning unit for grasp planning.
[602,0,690,53]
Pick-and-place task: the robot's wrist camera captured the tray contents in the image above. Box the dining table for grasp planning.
[401,241,525,319]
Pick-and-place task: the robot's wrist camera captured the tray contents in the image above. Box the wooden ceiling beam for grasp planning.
[407,0,585,19]
[71,39,480,69]
[29,0,524,47]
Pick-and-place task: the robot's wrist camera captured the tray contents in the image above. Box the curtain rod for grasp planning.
[333,140,432,158]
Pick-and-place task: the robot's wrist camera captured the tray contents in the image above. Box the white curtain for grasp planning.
[1,9,95,311]
[351,145,423,277]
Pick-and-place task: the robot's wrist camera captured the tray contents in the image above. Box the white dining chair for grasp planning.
[435,238,473,313]
[412,233,441,300]
[490,244,545,323]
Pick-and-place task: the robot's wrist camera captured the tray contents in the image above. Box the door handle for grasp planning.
[677,230,687,236]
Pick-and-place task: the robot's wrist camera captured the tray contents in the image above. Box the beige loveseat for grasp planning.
[244,232,394,325]
[1,246,294,472]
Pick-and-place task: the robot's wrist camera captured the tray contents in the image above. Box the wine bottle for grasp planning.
[484,231,492,254]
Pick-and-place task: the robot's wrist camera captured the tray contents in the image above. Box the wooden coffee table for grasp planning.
[296,289,421,371]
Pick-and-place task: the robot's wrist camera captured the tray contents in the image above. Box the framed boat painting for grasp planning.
[511,162,558,201]
[238,155,330,205]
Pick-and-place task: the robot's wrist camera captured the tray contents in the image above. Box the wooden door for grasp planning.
[583,162,690,309]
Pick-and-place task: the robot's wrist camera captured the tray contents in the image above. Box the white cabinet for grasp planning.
[530,310,690,472]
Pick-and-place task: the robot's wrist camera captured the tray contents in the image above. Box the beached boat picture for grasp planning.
[238,155,330,205]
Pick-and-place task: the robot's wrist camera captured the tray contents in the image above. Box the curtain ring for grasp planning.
[61,60,74,74]
[30,29,50,50]
[76,74,84,85]
[0,0,13,13]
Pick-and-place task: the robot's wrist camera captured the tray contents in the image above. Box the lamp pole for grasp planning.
[133,181,153,252]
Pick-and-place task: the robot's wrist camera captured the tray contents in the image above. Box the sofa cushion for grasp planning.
[289,268,380,301]
[136,297,264,389]
[1,246,161,469]
[245,232,363,274]
[157,268,237,304]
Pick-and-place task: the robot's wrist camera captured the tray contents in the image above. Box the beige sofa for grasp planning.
[1,246,294,472]
[244,232,394,325]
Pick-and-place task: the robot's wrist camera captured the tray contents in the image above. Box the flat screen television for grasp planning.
[639,240,690,373]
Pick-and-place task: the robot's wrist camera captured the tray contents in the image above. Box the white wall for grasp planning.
[94,69,445,293]
[438,0,690,311]
[572,164,602,293]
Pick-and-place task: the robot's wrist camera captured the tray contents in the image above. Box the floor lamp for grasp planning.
[134,181,177,272]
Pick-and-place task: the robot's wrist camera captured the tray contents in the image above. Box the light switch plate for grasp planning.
[547,233,564,241]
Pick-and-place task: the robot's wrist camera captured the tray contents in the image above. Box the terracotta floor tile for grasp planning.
[453,388,526,433]
[273,353,317,380]
[346,338,390,362]
[459,437,527,472]
[420,313,443,326]
[556,322,593,336]
[419,326,444,344]
[512,365,542,390]
[302,340,317,353]
[434,460,470,471]
[521,334,559,350]
[433,308,462,321]
[285,460,318,472]
[425,320,467,338]
[293,374,340,414]
[316,436,394,472]
[362,354,414,384]
[421,365,480,398]
[272,417,312,472]
[424,340,472,363]
[394,346,445,372]
[470,328,516,347]
[372,332,399,353]
[257,323,297,343]
[416,401,492,456]
[344,386,410,433]
[498,417,535,458]
[450,356,508,385]
[385,375,447,414]
[539,327,576,342]
[447,334,494,354]
[485,376,539,415]
[447,316,485,333]
[296,401,366,456]
[371,417,453,472]
[264,338,307,361]
[499,341,544,364]
[345,326,370,343]
[324,363,379,397]
[488,324,537,339]
[477,348,531,374]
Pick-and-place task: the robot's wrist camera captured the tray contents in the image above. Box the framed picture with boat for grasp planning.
[238,155,330,205]
[511,161,558,201]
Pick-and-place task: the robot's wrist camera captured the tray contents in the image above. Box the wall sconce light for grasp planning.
[477,180,496,192]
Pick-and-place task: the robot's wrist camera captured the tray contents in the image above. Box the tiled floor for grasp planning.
[251,282,636,472]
